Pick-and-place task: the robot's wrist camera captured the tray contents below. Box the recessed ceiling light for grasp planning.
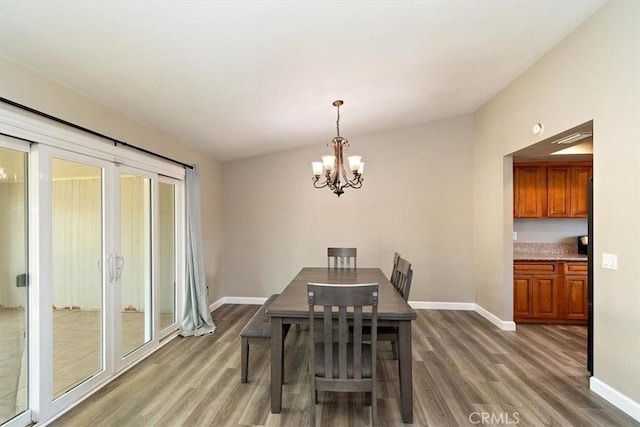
[551,132,592,145]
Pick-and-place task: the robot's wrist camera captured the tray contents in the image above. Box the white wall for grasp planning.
[473,0,640,407]
[223,115,474,303]
[514,218,587,244]
[0,57,225,304]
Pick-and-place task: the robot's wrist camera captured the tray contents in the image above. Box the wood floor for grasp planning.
[52,305,638,426]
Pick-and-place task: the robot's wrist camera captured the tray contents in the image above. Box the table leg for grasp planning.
[398,320,413,423]
[271,316,283,413]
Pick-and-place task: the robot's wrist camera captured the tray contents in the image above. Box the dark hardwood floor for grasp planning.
[52,305,638,426]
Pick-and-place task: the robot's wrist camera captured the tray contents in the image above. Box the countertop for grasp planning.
[513,242,588,262]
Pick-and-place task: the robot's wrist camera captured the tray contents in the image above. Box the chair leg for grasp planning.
[391,340,398,360]
[372,386,377,426]
[241,336,249,383]
[310,383,316,426]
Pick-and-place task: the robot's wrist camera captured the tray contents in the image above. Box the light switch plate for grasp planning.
[603,253,618,270]
[513,232,517,241]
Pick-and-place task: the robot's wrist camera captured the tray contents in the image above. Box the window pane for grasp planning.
[158,183,176,331]
[0,147,28,423]
[52,158,103,398]
[120,174,152,356]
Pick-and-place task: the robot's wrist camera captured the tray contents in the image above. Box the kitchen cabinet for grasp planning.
[570,166,592,217]
[513,162,592,218]
[513,261,587,324]
[563,262,588,320]
[514,165,546,218]
[547,166,571,217]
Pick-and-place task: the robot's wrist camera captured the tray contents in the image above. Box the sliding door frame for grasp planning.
[1,105,186,426]
[0,135,32,427]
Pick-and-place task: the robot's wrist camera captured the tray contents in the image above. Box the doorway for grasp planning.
[508,121,593,372]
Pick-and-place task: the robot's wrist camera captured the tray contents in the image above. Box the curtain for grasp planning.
[180,165,215,336]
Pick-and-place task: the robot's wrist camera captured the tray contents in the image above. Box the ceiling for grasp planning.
[0,1,604,161]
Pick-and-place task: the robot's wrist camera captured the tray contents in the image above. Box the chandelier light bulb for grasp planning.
[348,156,362,173]
[311,162,323,177]
[310,100,364,196]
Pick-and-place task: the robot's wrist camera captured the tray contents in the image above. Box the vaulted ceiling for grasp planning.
[0,1,604,160]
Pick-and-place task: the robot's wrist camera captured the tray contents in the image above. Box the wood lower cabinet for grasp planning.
[514,261,587,324]
[563,262,589,321]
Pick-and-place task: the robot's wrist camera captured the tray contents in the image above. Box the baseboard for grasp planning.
[210,296,268,313]
[474,304,517,331]
[212,298,517,331]
[590,377,640,422]
[409,301,475,310]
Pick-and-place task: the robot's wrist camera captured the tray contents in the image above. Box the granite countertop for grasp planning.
[513,242,588,262]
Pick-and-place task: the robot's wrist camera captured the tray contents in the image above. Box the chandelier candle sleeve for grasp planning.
[310,100,364,197]
[311,162,324,176]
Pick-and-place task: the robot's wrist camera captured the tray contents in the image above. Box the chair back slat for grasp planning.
[390,251,401,285]
[327,247,357,269]
[323,306,333,378]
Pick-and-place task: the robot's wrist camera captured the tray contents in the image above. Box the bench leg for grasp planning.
[241,336,249,383]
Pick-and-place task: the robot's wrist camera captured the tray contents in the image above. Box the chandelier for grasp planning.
[311,100,364,197]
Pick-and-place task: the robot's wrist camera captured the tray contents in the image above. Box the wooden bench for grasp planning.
[240,294,290,383]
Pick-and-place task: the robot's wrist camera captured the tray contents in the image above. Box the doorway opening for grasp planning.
[508,120,593,374]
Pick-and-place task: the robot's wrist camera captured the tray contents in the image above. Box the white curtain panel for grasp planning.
[180,165,215,336]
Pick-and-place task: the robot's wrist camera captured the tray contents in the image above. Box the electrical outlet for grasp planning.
[603,253,618,270]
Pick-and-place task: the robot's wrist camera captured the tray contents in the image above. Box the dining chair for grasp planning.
[307,283,378,426]
[369,257,413,360]
[327,247,357,268]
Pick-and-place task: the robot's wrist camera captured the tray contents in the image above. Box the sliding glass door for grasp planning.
[1,106,185,427]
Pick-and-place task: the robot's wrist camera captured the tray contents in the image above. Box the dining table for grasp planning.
[267,267,417,423]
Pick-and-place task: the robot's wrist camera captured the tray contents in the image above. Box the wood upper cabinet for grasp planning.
[514,162,592,218]
[570,166,593,217]
[514,165,546,218]
[547,166,571,217]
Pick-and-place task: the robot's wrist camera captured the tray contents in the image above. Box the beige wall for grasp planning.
[473,0,640,404]
[0,57,225,303]
[222,114,474,302]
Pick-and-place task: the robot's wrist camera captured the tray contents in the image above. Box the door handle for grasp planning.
[108,254,115,283]
[115,256,125,281]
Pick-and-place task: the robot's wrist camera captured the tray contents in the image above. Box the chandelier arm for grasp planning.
[312,176,329,189]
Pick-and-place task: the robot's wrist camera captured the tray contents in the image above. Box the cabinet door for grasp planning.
[514,166,546,218]
[570,166,592,217]
[547,166,571,217]
[532,275,559,318]
[514,275,533,319]
[564,274,588,320]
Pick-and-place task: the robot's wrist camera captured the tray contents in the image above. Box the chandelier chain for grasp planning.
[336,103,340,137]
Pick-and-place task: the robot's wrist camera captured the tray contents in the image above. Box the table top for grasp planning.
[267,267,416,320]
